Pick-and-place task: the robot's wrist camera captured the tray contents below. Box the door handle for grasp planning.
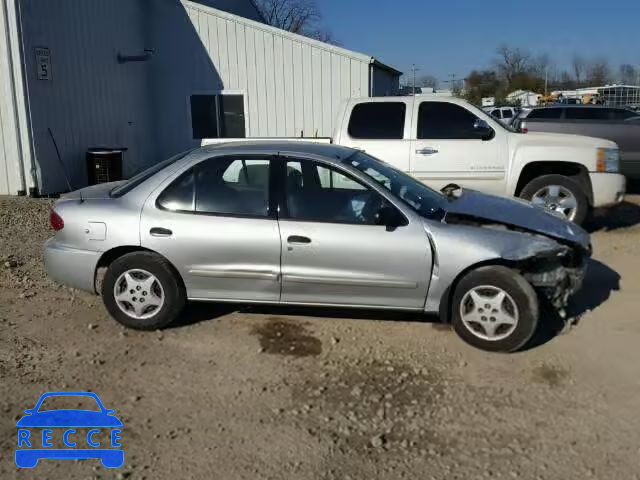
[150,227,173,237]
[416,147,439,155]
[287,235,311,244]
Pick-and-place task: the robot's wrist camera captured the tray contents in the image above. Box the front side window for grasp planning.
[158,157,271,217]
[418,102,491,139]
[190,94,246,139]
[348,102,406,139]
[285,159,391,225]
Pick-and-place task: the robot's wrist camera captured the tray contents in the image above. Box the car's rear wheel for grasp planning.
[451,266,539,353]
[519,174,588,225]
[102,252,186,330]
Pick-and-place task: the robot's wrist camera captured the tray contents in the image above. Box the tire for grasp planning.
[519,174,589,225]
[101,251,186,330]
[451,266,539,353]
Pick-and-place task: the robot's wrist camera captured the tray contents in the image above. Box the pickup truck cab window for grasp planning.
[348,102,406,139]
[418,102,494,140]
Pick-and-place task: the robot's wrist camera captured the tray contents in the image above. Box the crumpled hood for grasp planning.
[443,189,591,250]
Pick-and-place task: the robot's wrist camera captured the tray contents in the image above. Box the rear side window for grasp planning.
[348,103,406,139]
[158,157,271,217]
[565,108,610,120]
[418,102,486,139]
[502,109,513,118]
[527,109,563,120]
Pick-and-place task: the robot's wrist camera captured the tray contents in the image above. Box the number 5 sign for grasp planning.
[34,47,51,81]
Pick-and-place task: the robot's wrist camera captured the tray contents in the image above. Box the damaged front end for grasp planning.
[445,212,591,317]
[518,246,589,317]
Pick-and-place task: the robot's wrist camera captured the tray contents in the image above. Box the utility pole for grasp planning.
[411,64,420,95]
[545,66,549,96]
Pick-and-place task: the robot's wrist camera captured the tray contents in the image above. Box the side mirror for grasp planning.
[473,118,494,140]
[376,205,405,231]
[24,409,34,414]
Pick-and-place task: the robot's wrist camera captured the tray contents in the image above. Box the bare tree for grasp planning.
[619,64,638,85]
[254,0,334,42]
[586,59,612,86]
[494,45,530,86]
[572,54,586,86]
[418,75,439,90]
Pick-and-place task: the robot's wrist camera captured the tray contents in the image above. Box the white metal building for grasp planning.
[0,0,400,196]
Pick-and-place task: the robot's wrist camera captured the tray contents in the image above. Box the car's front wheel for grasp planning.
[102,252,186,330]
[451,266,539,352]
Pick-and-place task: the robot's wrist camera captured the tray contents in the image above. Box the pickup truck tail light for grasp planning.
[50,210,64,231]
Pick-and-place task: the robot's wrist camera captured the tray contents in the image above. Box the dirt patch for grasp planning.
[531,362,570,387]
[252,317,322,357]
[290,358,448,455]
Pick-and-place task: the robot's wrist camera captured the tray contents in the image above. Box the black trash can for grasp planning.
[86,147,126,185]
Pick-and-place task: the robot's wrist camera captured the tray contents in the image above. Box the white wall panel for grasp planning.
[183,0,377,138]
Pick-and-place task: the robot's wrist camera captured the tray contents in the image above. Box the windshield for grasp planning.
[345,151,446,220]
[110,149,194,198]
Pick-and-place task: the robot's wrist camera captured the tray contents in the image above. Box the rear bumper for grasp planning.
[589,173,626,207]
[44,238,101,293]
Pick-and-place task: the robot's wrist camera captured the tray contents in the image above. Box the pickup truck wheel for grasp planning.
[452,266,539,353]
[102,252,186,330]
[519,174,588,224]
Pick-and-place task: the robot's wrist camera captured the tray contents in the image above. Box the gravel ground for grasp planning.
[2,195,640,479]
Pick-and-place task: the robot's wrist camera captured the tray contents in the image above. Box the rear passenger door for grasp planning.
[410,101,508,195]
[338,100,412,172]
[140,155,282,302]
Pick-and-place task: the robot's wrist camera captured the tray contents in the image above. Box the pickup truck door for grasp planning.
[409,100,508,195]
[336,99,413,171]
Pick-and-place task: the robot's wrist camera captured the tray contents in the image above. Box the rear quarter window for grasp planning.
[348,102,406,139]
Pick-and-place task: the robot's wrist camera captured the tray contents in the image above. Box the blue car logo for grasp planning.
[15,391,123,468]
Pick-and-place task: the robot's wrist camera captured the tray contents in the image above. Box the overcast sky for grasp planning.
[320,0,639,83]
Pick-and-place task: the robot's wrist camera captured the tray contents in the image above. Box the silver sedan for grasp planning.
[44,142,591,352]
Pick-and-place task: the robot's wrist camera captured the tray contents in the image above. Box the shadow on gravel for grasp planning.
[170,301,436,330]
[586,201,640,232]
[525,259,621,350]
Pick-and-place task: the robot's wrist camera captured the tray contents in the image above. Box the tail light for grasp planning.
[50,210,64,231]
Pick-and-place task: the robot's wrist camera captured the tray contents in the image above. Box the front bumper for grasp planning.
[44,238,102,293]
[589,172,626,208]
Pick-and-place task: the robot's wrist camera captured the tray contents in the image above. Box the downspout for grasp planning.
[369,61,374,97]
[9,0,38,194]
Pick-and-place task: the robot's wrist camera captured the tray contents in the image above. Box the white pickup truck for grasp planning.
[205,96,626,225]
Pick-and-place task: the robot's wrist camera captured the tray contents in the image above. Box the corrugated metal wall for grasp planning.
[19,0,157,195]
[0,0,31,195]
[181,0,371,138]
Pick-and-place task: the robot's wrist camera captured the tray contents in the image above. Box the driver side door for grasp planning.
[277,157,432,309]
[410,101,508,195]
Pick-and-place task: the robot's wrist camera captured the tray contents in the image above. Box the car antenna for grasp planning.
[48,127,83,203]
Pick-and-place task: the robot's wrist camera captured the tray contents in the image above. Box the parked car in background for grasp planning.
[484,106,519,126]
[44,142,591,353]
[513,106,640,179]
[205,97,625,225]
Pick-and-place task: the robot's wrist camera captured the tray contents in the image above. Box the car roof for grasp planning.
[197,141,357,161]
